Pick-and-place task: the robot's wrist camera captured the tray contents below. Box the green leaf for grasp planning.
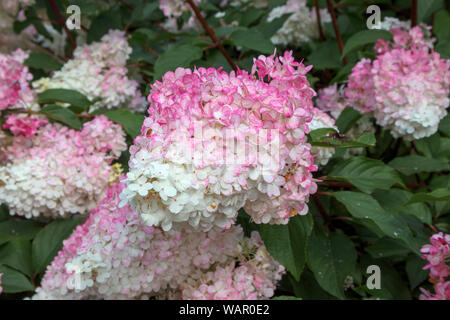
[256,13,292,38]
[87,8,122,43]
[308,128,376,149]
[129,2,158,24]
[438,113,450,137]
[0,238,32,276]
[360,255,411,299]
[25,52,62,71]
[0,219,41,246]
[406,188,450,205]
[289,270,336,299]
[0,204,8,223]
[388,155,450,176]
[39,104,82,130]
[373,189,432,224]
[414,133,441,158]
[434,10,450,42]
[342,29,392,58]
[366,238,410,259]
[335,107,362,133]
[154,44,203,80]
[417,0,444,23]
[333,191,418,252]
[32,219,81,274]
[91,109,145,139]
[307,232,358,299]
[405,254,428,290]
[328,157,405,194]
[307,40,343,70]
[257,214,313,281]
[38,88,93,109]
[230,29,274,54]
[0,265,34,293]
[436,40,450,59]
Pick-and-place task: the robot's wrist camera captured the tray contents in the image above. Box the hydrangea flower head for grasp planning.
[0,49,35,110]
[0,115,127,218]
[32,30,144,111]
[344,26,450,140]
[267,0,331,47]
[419,233,450,300]
[33,179,284,300]
[120,51,317,231]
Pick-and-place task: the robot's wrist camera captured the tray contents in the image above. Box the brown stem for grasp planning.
[411,0,418,27]
[48,0,76,57]
[314,0,326,41]
[186,0,237,71]
[326,0,347,65]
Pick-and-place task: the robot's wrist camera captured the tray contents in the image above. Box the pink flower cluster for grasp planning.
[33,179,284,300]
[420,233,450,300]
[121,51,317,231]
[0,49,35,110]
[0,115,127,218]
[344,26,450,140]
[2,114,47,138]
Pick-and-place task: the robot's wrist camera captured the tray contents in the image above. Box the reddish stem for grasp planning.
[326,0,347,65]
[48,0,76,57]
[314,0,326,41]
[411,0,418,27]
[186,0,237,71]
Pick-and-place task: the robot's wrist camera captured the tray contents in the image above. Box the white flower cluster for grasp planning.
[267,0,331,47]
[33,180,284,300]
[32,30,144,111]
[309,108,337,166]
[0,116,127,219]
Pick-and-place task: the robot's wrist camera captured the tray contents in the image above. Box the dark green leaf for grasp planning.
[0,238,32,276]
[32,219,81,274]
[373,189,432,224]
[406,188,450,205]
[25,52,62,71]
[328,157,404,194]
[405,254,428,290]
[153,44,203,80]
[39,104,82,130]
[334,191,418,252]
[307,232,358,299]
[307,40,343,70]
[342,29,392,58]
[91,109,145,139]
[335,107,361,133]
[87,8,122,43]
[38,88,93,109]
[434,10,450,42]
[230,29,274,54]
[257,214,313,281]
[366,238,410,259]
[0,220,41,246]
[388,155,450,176]
[0,265,34,293]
